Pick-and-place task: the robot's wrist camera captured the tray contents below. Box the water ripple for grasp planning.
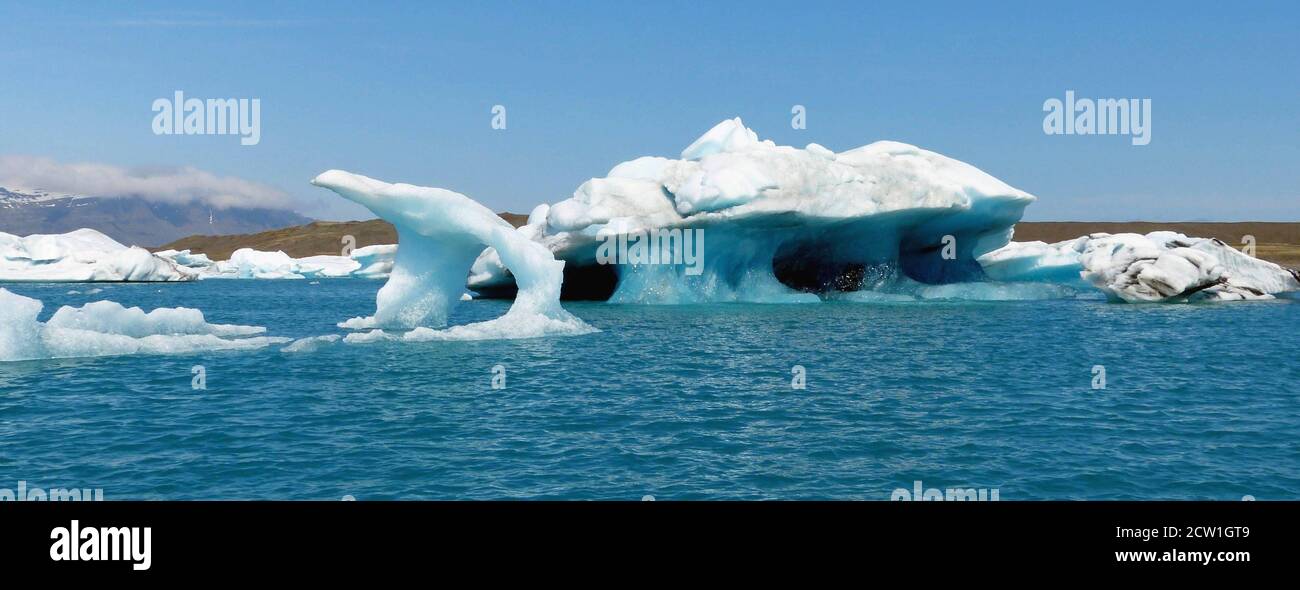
[0,281,1297,499]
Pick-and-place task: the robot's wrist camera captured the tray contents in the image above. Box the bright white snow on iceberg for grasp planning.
[311,118,1290,307]
[468,117,1036,303]
[348,244,397,279]
[0,229,196,282]
[311,170,595,340]
[174,245,396,280]
[205,248,342,280]
[153,248,215,270]
[0,288,288,362]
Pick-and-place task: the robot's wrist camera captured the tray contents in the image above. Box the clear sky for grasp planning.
[1,0,1296,221]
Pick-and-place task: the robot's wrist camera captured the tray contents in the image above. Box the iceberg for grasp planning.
[153,249,215,270]
[978,232,1300,302]
[170,245,395,280]
[310,170,595,339]
[0,229,196,282]
[348,244,397,279]
[304,118,1290,307]
[975,236,1093,287]
[204,248,337,280]
[467,117,1036,303]
[0,288,288,362]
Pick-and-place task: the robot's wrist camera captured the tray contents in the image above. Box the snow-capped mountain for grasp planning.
[0,186,81,204]
[0,186,311,247]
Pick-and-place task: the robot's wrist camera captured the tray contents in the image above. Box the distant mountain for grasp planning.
[0,187,312,247]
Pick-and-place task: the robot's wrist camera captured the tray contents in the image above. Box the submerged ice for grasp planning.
[0,288,288,362]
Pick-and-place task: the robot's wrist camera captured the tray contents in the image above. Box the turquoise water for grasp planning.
[1,280,1297,500]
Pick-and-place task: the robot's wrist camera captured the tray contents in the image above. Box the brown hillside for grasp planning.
[157,213,529,261]
[158,218,1300,268]
[1013,222,1300,267]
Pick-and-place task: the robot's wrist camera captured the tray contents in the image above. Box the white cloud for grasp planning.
[0,155,297,211]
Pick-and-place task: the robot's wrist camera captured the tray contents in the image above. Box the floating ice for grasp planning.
[311,118,1291,307]
[342,309,595,344]
[182,245,395,280]
[976,236,1093,287]
[468,117,1036,303]
[280,334,342,353]
[0,288,288,362]
[45,300,265,338]
[311,170,596,339]
[295,255,361,278]
[340,329,388,344]
[203,248,321,280]
[0,229,196,282]
[1080,233,1300,302]
[979,232,1300,302]
[153,249,215,270]
[349,244,397,279]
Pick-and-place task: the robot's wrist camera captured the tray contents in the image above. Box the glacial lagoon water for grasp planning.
[1,280,1297,500]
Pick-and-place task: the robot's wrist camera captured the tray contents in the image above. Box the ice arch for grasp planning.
[311,170,594,339]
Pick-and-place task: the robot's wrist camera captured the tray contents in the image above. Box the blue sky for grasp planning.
[1,0,1296,221]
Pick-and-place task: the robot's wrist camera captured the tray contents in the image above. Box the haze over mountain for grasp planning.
[0,186,310,247]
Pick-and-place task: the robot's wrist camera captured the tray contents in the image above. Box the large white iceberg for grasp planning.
[0,288,288,362]
[0,229,196,282]
[979,232,1300,302]
[310,170,595,339]
[458,119,1297,305]
[468,117,1036,303]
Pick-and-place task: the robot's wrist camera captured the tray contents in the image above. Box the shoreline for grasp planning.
[156,219,1300,268]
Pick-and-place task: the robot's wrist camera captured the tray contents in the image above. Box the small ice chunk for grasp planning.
[281,334,342,353]
[0,288,287,362]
